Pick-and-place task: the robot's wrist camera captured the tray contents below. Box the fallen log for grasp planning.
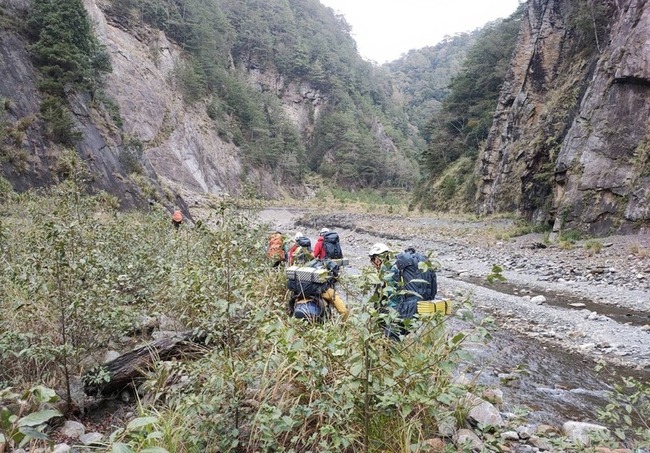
[83,330,207,396]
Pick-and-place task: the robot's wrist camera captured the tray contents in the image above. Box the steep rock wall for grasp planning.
[477,0,650,235]
[1,0,330,203]
[86,0,326,198]
[0,0,146,208]
[553,0,650,234]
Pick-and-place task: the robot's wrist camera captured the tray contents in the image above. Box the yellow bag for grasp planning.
[417,299,451,316]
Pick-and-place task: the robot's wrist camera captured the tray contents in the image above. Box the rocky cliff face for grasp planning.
[1,0,330,205]
[477,0,650,235]
[86,0,327,199]
[0,0,147,207]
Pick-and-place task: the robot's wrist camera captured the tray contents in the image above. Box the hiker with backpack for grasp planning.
[267,231,287,268]
[171,208,183,231]
[286,259,348,323]
[313,228,343,260]
[288,232,313,266]
[368,243,441,340]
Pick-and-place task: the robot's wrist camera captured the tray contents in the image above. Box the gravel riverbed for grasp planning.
[260,207,650,426]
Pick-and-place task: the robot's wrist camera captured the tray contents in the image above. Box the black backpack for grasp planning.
[322,231,343,259]
[295,236,312,248]
[286,259,339,299]
[393,250,437,301]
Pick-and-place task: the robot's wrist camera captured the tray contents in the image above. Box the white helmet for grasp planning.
[368,243,392,257]
[294,232,304,240]
[319,227,330,235]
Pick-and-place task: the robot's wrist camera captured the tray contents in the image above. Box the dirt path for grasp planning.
[260,207,650,426]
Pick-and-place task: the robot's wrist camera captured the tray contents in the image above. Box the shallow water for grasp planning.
[458,275,650,327]
[462,326,645,427]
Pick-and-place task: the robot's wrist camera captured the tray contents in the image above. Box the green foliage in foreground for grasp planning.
[0,173,492,451]
[3,174,648,451]
[0,386,62,450]
[125,283,483,452]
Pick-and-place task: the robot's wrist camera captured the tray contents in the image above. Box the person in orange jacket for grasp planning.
[171,208,183,231]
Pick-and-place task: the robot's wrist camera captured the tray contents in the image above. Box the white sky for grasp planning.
[319,0,524,64]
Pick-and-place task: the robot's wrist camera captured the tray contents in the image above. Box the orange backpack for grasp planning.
[267,233,285,261]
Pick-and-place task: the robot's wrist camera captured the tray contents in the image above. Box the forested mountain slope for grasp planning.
[0,0,428,206]
[385,32,479,134]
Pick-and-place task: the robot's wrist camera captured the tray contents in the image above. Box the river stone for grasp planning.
[482,388,504,405]
[159,315,184,331]
[451,374,472,387]
[435,414,457,437]
[500,430,520,441]
[528,435,552,450]
[421,438,445,451]
[531,295,546,304]
[79,432,104,446]
[60,420,85,438]
[516,425,535,440]
[536,424,556,436]
[103,350,121,363]
[562,421,609,445]
[454,429,483,451]
[468,398,503,427]
[52,445,72,453]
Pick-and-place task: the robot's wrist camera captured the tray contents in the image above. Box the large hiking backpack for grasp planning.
[267,232,285,261]
[394,250,437,301]
[296,236,312,248]
[293,236,314,265]
[286,259,339,298]
[322,231,343,259]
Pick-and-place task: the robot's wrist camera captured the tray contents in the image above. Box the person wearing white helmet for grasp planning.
[368,242,393,271]
[288,232,313,265]
[369,242,411,340]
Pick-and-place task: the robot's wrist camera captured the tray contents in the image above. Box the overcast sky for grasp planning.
[319,0,524,64]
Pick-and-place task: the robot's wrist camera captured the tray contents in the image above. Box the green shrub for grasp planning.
[584,239,603,255]
[119,134,144,174]
[28,0,110,96]
[39,96,81,145]
[0,386,62,450]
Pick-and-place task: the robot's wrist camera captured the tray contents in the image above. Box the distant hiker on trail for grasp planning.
[171,208,183,230]
[288,232,313,266]
[313,228,343,260]
[267,231,287,268]
[368,243,446,341]
[286,259,348,323]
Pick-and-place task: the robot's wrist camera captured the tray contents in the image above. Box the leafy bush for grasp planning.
[114,262,487,452]
[584,239,603,255]
[39,96,81,145]
[596,364,650,449]
[1,177,497,451]
[119,134,144,174]
[0,385,62,451]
